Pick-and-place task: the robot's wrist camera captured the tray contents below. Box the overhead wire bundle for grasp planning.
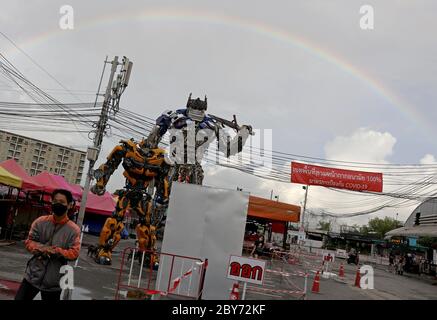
[110,107,437,218]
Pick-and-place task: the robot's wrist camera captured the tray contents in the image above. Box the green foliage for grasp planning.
[317,221,331,232]
[417,236,437,248]
[363,217,402,239]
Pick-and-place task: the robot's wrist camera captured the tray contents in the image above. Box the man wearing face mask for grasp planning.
[15,189,81,300]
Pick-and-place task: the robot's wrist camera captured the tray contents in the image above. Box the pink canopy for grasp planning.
[69,183,83,197]
[0,159,42,190]
[82,191,116,215]
[0,163,115,215]
[33,171,82,199]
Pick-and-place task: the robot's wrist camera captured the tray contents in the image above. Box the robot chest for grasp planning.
[123,154,157,177]
[171,117,207,130]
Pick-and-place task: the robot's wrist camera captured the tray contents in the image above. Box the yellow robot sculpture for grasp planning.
[90,138,171,265]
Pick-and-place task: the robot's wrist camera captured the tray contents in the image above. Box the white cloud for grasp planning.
[324,128,396,164]
[420,154,437,164]
[304,128,416,228]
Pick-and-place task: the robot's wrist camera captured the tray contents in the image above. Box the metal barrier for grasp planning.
[115,247,208,300]
[245,266,309,300]
[265,250,323,272]
[241,252,309,300]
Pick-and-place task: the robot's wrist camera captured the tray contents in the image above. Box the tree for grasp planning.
[417,236,437,248]
[317,221,331,232]
[366,217,402,239]
[360,225,371,235]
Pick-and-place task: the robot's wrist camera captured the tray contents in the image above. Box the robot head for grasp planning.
[186,93,207,122]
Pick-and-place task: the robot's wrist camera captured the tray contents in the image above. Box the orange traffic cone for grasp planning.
[229,283,240,300]
[354,267,361,288]
[339,263,345,278]
[311,271,320,293]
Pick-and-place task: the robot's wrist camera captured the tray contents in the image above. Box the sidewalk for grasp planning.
[0,278,21,299]
[0,233,141,300]
[0,240,16,247]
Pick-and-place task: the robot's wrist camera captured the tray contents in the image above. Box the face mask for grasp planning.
[52,203,68,216]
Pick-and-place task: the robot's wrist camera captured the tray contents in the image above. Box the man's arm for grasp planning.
[53,225,81,261]
[24,218,45,254]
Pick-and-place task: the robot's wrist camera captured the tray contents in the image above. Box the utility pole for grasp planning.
[74,56,132,267]
[301,185,309,232]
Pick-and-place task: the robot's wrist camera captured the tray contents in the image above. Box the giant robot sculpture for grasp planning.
[90,94,252,264]
[144,93,253,185]
[90,139,171,265]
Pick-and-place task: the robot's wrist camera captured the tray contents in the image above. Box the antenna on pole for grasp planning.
[75,55,133,268]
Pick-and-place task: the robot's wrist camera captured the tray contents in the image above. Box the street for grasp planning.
[244,252,437,300]
[1,237,436,300]
[0,235,137,300]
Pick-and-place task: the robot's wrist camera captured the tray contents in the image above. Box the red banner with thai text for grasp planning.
[291,162,383,192]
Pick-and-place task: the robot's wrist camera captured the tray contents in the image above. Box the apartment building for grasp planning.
[0,130,86,184]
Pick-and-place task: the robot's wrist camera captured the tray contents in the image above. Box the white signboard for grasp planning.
[298,232,306,241]
[227,255,266,286]
[157,183,249,300]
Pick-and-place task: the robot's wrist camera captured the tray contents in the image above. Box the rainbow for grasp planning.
[2,7,432,136]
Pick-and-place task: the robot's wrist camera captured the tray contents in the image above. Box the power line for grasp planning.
[0,31,85,103]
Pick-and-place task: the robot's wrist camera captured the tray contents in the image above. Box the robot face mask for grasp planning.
[186,93,207,122]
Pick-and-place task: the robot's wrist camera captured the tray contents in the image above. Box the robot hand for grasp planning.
[90,184,106,196]
[104,239,114,250]
[93,168,105,180]
[240,124,254,135]
[155,195,168,206]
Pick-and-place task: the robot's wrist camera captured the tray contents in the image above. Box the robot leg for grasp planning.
[96,193,128,265]
[193,163,204,185]
[135,198,156,251]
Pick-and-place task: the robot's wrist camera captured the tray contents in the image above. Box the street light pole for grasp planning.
[301,185,309,231]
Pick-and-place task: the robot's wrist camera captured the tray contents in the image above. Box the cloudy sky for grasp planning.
[1,0,436,229]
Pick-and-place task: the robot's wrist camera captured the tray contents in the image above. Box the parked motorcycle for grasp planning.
[347,253,359,265]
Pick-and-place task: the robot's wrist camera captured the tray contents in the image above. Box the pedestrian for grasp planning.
[251,234,265,258]
[389,251,395,273]
[15,189,81,300]
[397,255,405,275]
[418,256,425,276]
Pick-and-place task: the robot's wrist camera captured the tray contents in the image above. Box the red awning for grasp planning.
[69,183,83,197]
[0,159,42,190]
[33,171,82,199]
[82,191,116,215]
[247,196,300,223]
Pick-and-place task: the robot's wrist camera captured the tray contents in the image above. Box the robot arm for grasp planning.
[144,125,162,149]
[91,142,128,195]
[143,111,174,149]
[150,162,171,227]
[216,125,251,158]
[154,162,171,204]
